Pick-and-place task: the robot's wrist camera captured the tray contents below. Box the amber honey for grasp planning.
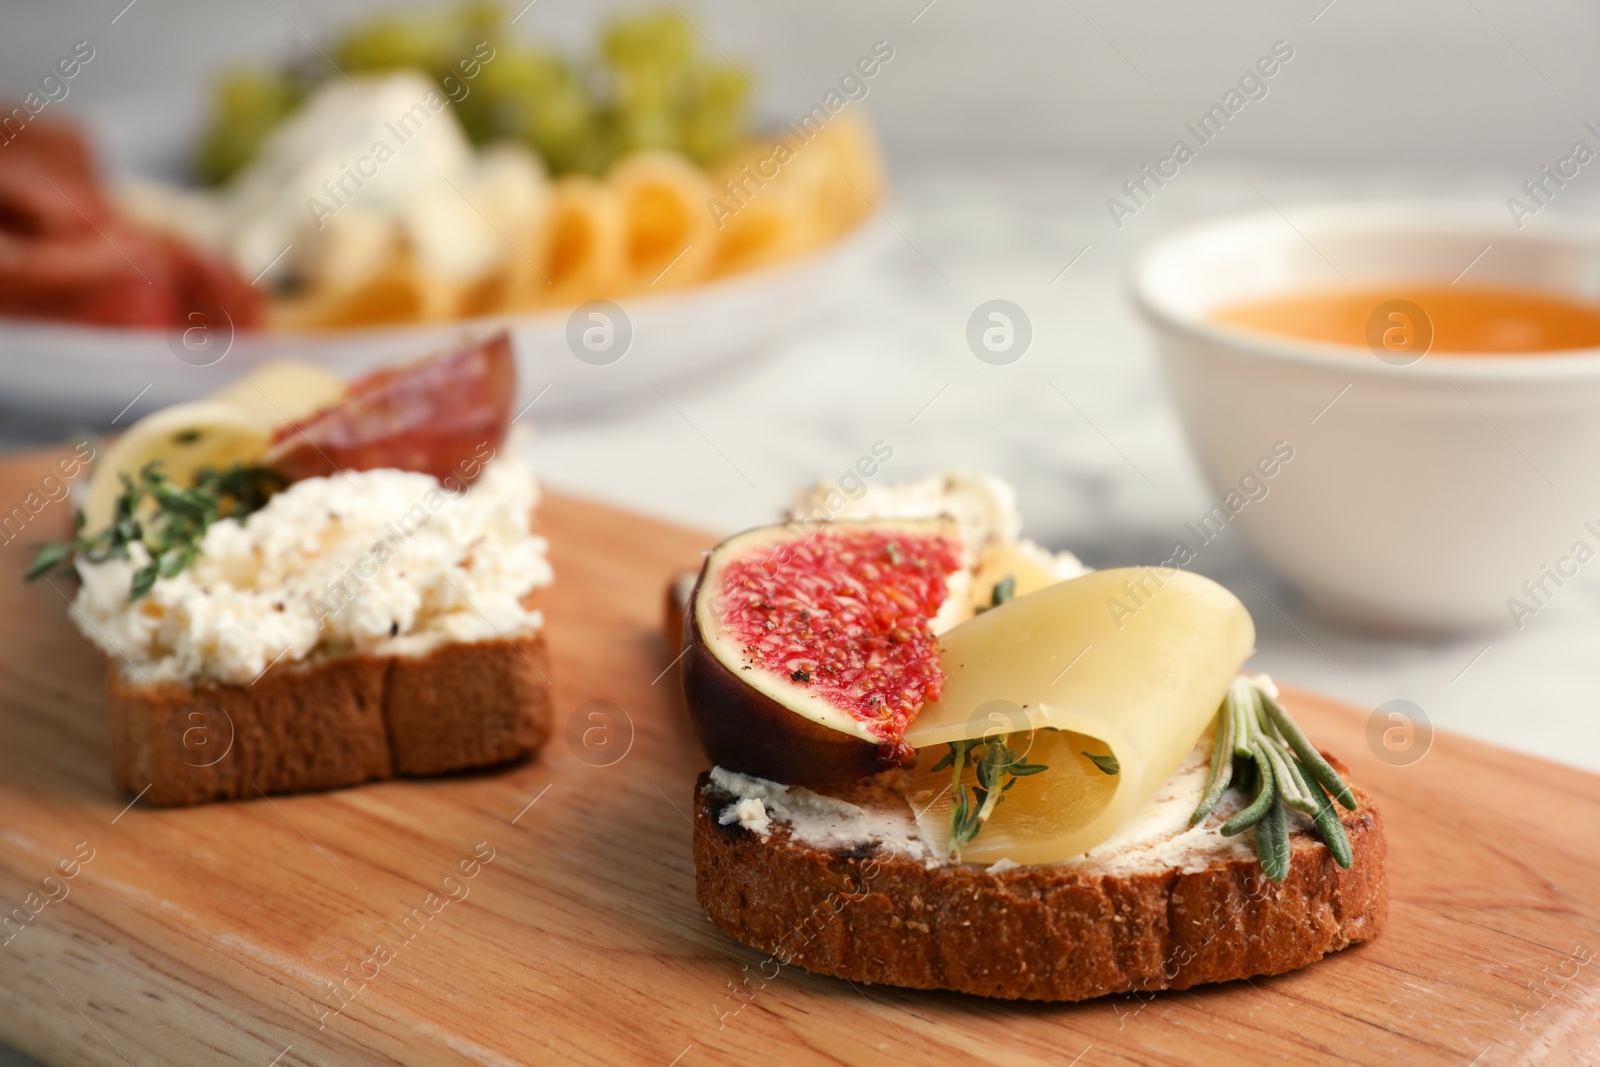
[1214,284,1600,355]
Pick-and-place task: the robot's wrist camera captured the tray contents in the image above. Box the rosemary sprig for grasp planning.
[1189,685,1237,825]
[1197,676,1356,881]
[1253,790,1290,881]
[1220,738,1276,835]
[26,461,286,601]
[932,733,1049,857]
[1258,687,1357,810]
[1292,755,1354,867]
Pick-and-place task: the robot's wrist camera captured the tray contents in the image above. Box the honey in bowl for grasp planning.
[1214,284,1600,356]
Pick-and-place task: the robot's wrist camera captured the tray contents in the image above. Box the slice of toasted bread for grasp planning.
[693,759,1387,1001]
[107,633,552,807]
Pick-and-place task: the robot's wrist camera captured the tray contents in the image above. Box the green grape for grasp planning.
[474,46,568,98]
[678,101,742,165]
[334,14,453,74]
[612,65,672,113]
[453,46,549,141]
[616,103,678,155]
[655,61,748,163]
[532,81,603,172]
[188,3,756,183]
[602,11,692,71]
[699,66,748,108]
[191,69,302,185]
[455,1,505,41]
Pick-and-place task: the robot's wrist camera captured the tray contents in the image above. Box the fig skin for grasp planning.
[681,568,914,786]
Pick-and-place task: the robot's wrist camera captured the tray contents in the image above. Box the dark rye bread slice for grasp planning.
[693,761,1387,1002]
[107,632,552,807]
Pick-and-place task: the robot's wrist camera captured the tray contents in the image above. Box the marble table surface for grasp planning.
[3,159,1596,788]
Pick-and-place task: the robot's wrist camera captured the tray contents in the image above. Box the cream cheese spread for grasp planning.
[707,734,1270,873]
[73,453,551,685]
[708,766,935,861]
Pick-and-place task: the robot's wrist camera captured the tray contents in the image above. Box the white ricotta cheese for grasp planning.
[787,469,1087,635]
[718,797,771,837]
[789,469,1022,563]
[1011,536,1091,583]
[73,453,551,685]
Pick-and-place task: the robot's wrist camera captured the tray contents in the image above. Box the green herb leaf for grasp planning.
[23,462,286,601]
[1221,738,1276,836]
[1081,751,1119,776]
[1253,792,1291,883]
[975,756,999,793]
[129,562,158,601]
[1211,676,1359,885]
[1258,687,1357,810]
[944,732,1054,858]
[1230,681,1258,758]
[24,542,73,581]
[1294,756,1353,868]
[974,573,1016,615]
[1190,693,1236,826]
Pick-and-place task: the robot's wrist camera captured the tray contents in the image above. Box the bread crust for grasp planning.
[107,633,552,806]
[386,635,553,776]
[693,768,1388,1002]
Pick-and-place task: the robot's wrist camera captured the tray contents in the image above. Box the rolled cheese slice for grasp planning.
[530,174,624,306]
[707,138,819,277]
[609,150,717,291]
[211,360,346,427]
[788,111,886,242]
[81,400,277,533]
[905,566,1254,865]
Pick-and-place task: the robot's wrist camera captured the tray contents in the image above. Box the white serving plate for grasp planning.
[0,216,892,425]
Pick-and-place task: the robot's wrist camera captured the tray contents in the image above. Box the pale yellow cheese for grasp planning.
[81,401,277,533]
[211,360,346,427]
[905,566,1254,864]
[964,539,1081,615]
[83,361,346,533]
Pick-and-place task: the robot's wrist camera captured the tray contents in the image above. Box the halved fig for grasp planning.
[265,331,514,484]
[682,519,964,784]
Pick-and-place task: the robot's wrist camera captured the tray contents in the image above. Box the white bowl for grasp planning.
[0,216,894,424]
[1132,202,1600,633]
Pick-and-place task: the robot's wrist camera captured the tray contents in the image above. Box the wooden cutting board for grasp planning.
[0,444,1596,1067]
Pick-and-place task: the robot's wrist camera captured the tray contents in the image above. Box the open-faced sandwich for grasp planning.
[672,472,1386,1002]
[29,332,554,806]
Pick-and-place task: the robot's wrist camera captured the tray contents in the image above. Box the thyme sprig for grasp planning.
[1190,677,1356,882]
[932,734,1049,857]
[1081,750,1120,775]
[26,461,286,601]
[974,573,1016,615]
